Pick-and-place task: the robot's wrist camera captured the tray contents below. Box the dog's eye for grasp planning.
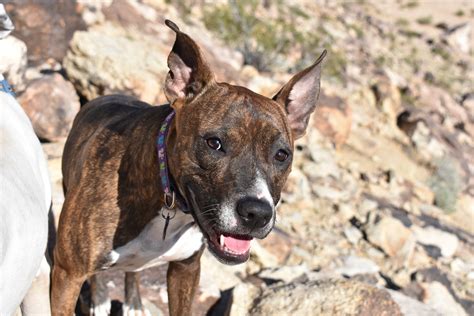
[206,137,223,151]
[274,149,289,162]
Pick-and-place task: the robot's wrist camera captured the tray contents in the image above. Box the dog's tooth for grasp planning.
[220,234,224,247]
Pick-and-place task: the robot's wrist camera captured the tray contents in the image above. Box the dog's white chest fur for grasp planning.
[109,209,203,271]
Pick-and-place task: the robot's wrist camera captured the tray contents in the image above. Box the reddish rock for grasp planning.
[365,215,415,259]
[313,92,352,148]
[259,229,293,264]
[5,0,86,65]
[18,74,80,141]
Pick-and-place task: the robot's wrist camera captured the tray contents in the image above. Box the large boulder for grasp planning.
[63,23,169,104]
[4,0,86,65]
[248,279,401,316]
[18,73,80,141]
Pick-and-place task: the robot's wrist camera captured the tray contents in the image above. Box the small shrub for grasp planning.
[202,0,346,83]
[395,18,410,27]
[403,1,419,9]
[428,156,463,213]
[203,0,306,71]
[416,16,433,25]
[431,45,451,61]
[455,9,464,17]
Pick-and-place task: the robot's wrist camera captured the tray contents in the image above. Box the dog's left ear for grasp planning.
[273,50,327,139]
[164,19,214,106]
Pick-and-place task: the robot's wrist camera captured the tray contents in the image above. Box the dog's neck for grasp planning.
[112,104,189,246]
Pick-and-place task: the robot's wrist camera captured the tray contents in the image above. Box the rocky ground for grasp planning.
[2,0,473,315]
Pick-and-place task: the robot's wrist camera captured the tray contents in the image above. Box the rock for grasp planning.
[250,240,279,268]
[312,92,352,147]
[258,265,309,283]
[63,23,169,104]
[281,167,311,204]
[0,35,27,91]
[365,216,415,259]
[388,290,441,316]
[410,180,435,204]
[371,75,402,125]
[343,226,363,244]
[5,0,86,65]
[450,258,470,277]
[445,23,471,54]
[303,159,340,180]
[410,121,445,160]
[312,184,350,201]
[335,255,380,277]
[17,73,80,141]
[337,203,357,222]
[199,250,246,292]
[359,198,379,214]
[412,225,459,258]
[421,281,467,316]
[414,82,468,125]
[228,282,261,316]
[249,279,401,315]
[258,229,293,264]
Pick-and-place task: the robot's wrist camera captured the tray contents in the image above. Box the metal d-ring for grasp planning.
[162,195,177,240]
[164,191,176,209]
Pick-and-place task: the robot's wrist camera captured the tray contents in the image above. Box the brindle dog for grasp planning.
[52,20,326,315]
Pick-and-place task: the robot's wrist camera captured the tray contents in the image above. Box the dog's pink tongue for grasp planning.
[223,236,252,253]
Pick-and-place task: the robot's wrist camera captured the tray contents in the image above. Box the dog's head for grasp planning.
[164,20,325,264]
[0,4,14,40]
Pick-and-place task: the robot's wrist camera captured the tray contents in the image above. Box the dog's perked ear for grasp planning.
[164,19,215,105]
[273,50,327,139]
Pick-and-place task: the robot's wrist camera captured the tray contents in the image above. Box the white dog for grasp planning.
[0,4,52,315]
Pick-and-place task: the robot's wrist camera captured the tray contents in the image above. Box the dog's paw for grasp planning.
[122,304,152,316]
[90,298,111,316]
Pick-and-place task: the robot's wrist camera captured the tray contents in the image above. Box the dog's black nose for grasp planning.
[236,198,273,228]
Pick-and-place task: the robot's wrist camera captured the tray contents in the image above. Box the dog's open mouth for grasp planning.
[206,230,252,264]
[187,187,252,264]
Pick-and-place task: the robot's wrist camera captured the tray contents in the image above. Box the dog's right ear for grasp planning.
[164,19,214,106]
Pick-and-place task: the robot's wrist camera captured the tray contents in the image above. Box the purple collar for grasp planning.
[156,110,189,213]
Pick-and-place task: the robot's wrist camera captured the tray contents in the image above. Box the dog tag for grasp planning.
[162,208,176,240]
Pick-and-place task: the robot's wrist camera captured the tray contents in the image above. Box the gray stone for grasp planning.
[335,255,380,277]
[281,167,311,204]
[343,226,363,244]
[258,265,309,283]
[388,290,441,316]
[412,225,459,258]
[445,23,471,54]
[421,281,467,316]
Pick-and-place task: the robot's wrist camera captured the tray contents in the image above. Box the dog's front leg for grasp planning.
[123,272,150,316]
[167,246,204,316]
